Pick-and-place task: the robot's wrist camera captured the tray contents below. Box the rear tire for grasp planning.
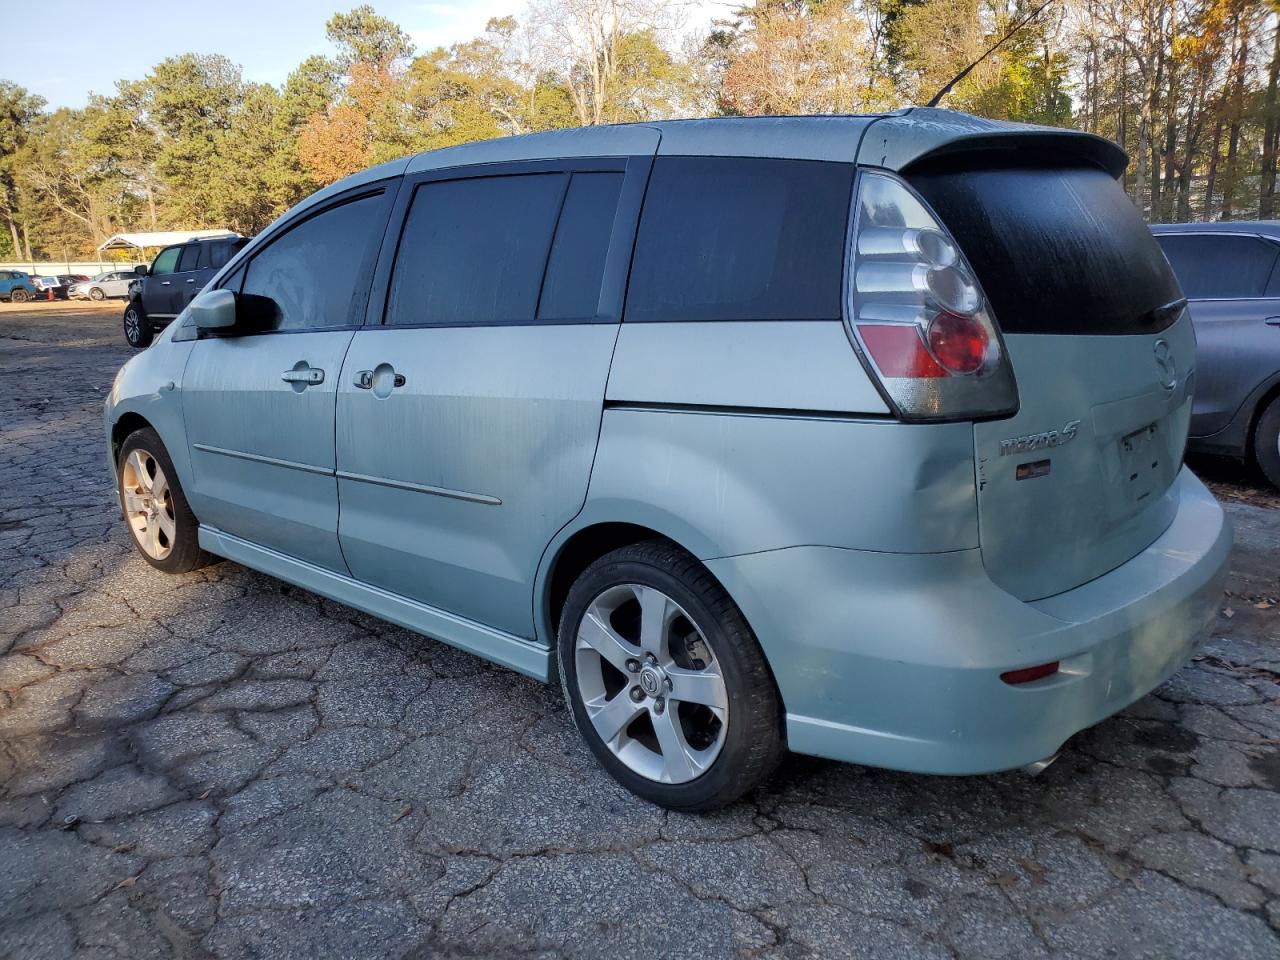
[117,428,213,574]
[10,288,29,303]
[124,303,153,348]
[557,540,784,811]
[1253,395,1280,490]
[89,287,105,301]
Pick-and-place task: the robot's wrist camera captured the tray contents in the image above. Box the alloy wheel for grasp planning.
[574,583,729,784]
[120,449,176,560]
[124,308,141,343]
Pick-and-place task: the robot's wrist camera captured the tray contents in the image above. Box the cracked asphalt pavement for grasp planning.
[2,300,1280,959]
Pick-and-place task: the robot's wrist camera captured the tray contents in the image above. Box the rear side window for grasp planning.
[910,160,1183,335]
[625,157,854,323]
[177,244,200,272]
[240,192,386,332]
[539,172,624,320]
[386,173,598,326]
[1156,234,1279,300]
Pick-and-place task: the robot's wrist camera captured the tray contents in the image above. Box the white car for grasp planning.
[70,271,137,301]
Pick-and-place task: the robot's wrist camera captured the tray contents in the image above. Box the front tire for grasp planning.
[117,428,213,573]
[10,288,30,303]
[557,540,783,811]
[123,303,153,348]
[1253,395,1280,490]
[89,287,105,301]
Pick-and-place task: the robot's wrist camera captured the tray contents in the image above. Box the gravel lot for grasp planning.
[2,300,1279,959]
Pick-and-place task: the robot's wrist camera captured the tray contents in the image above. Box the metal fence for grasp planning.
[0,261,141,276]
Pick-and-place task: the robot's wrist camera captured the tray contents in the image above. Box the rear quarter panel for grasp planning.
[1186,297,1280,441]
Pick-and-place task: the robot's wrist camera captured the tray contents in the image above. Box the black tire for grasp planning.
[117,428,213,574]
[1253,394,1280,490]
[89,287,105,301]
[557,539,784,811]
[123,303,153,348]
[10,288,30,303]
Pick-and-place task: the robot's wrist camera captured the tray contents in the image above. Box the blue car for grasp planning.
[104,109,1232,810]
[0,269,38,303]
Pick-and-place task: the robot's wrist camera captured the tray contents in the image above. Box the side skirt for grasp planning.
[198,526,552,682]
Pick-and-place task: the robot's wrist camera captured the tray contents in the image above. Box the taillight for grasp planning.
[847,172,1017,421]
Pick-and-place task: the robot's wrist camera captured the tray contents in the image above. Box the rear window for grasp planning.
[1155,233,1279,300]
[625,157,854,323]
[909,159,1183,335]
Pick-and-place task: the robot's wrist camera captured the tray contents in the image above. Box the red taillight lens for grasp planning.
[1000,662,1060,685]
[927,311,989,375]
[857,323,946,378]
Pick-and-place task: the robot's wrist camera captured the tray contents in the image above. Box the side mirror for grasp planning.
[134,264,148,277]
[190,288,238,333]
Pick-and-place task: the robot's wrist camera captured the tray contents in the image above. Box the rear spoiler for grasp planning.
[857,108,1128,179]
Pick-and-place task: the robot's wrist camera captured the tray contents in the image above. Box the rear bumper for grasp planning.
[707,467,1231,775]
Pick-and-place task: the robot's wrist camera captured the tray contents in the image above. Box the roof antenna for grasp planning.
[925,0,1057,108]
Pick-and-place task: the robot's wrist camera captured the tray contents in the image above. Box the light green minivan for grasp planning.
[105,108,1231,810]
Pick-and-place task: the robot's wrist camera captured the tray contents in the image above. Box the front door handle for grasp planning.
[1266,316,1280,326]
[160,281,171,286]
[281,366,324,385]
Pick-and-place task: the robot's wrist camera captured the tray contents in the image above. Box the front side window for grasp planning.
[239,192,386,332]
[151,246,181,276]
[1157,234,1278,300]
[625,157,855,323]
[386,173,567,326]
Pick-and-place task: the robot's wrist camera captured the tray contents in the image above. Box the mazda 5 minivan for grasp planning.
[105,109,1232,810]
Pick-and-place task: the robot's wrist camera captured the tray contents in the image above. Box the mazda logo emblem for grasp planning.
[1153,339,1176,390]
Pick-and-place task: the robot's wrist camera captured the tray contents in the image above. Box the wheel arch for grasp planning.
[110,411,154,465]
[535,509,732,647]
[1246,376,1280,463]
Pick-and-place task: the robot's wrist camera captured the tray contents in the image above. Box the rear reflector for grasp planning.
[1000,662,1060,685]
[857,323,946,378]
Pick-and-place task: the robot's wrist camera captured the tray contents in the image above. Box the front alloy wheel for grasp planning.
[123,304,152,348]
[558,540,783,811]
[120,448,176,561]
[116,428,212,573]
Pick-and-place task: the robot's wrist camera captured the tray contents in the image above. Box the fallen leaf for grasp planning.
[114,875,139,889]
[198,789,212,800]
[991,872,1019,890]
[1222,607,1235,618]
[1255,602,1273,610]
[1018,858,1048,885]
[393,805,412,823]
[1108,860,1136,882]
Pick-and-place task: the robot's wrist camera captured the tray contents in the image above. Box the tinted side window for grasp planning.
[386,173,566,326]
[177,244,200,272]
[151,246,181,276]
[1157,234,1278,299]
[539,172,624,320]
[240,192,386,332]
[626,157,854,323]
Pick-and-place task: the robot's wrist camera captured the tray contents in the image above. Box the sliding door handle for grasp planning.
[354,368,406,390]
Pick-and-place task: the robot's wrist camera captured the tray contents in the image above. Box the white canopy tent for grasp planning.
[97,230,236,253]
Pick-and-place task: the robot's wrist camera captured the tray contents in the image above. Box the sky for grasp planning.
[10,0,730,110]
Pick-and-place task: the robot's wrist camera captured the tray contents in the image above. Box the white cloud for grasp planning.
[406,0,527,51]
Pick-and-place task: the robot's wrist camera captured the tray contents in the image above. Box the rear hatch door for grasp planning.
[906,154,1193,601]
